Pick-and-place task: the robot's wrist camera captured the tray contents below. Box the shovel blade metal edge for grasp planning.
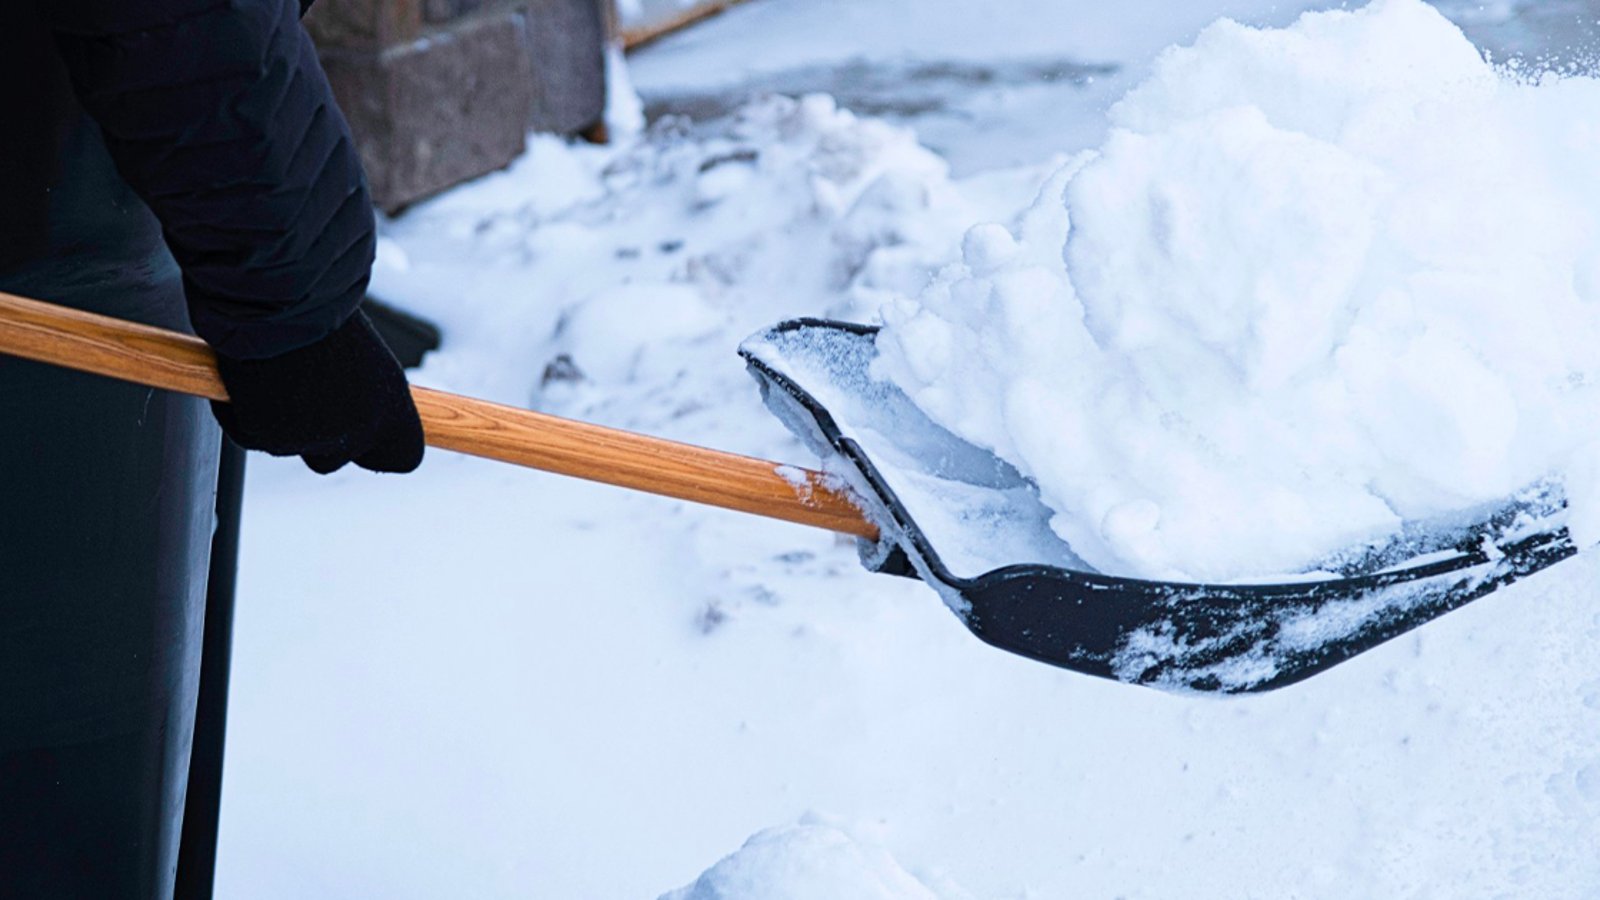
[950,531,1574,693]
[741,319,1579,694]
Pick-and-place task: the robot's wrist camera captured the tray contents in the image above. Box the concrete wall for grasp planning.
[307,0,609,212]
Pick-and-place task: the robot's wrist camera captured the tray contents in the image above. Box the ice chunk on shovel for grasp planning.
[1,293,1575,694]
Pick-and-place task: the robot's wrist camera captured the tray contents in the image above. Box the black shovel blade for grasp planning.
[741,320,1578,693]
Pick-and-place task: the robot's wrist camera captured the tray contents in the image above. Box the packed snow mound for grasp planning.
[873,0,1600,582]
[660,825,943,900]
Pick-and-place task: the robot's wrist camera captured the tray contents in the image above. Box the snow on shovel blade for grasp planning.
[740,320,1577,693]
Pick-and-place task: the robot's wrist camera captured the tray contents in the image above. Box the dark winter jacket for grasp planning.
[0,0,372,360]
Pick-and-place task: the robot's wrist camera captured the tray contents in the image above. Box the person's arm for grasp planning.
[40,0,422,473]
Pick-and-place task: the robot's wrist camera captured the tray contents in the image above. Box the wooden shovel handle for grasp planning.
[0,291,878,540]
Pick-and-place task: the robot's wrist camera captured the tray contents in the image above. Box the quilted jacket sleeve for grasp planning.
[38,0,373,360]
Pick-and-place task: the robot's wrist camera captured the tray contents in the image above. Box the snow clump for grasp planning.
[659,824,945,900]
[873,0,1600,582]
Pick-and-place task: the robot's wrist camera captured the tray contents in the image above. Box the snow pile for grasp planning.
[660,825,947,900]
[375,93,1042,414]
[874,0,1600,581]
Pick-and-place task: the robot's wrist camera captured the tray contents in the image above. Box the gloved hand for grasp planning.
[211,310,425,474]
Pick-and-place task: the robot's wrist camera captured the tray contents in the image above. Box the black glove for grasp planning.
[211,310,425,474]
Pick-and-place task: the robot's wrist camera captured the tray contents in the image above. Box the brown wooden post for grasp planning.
[619,0,747,51]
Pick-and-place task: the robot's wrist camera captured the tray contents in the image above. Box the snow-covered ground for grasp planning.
[216,2,1600,897]
[629,0,1336,174]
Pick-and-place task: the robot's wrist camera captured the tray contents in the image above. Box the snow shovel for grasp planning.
[0,293,1575,693]
[738,320,1578,693]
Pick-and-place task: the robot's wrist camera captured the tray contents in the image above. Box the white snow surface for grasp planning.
[215,2,1600,898]
[628,0,1340,174]
[875,0,1600,581]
